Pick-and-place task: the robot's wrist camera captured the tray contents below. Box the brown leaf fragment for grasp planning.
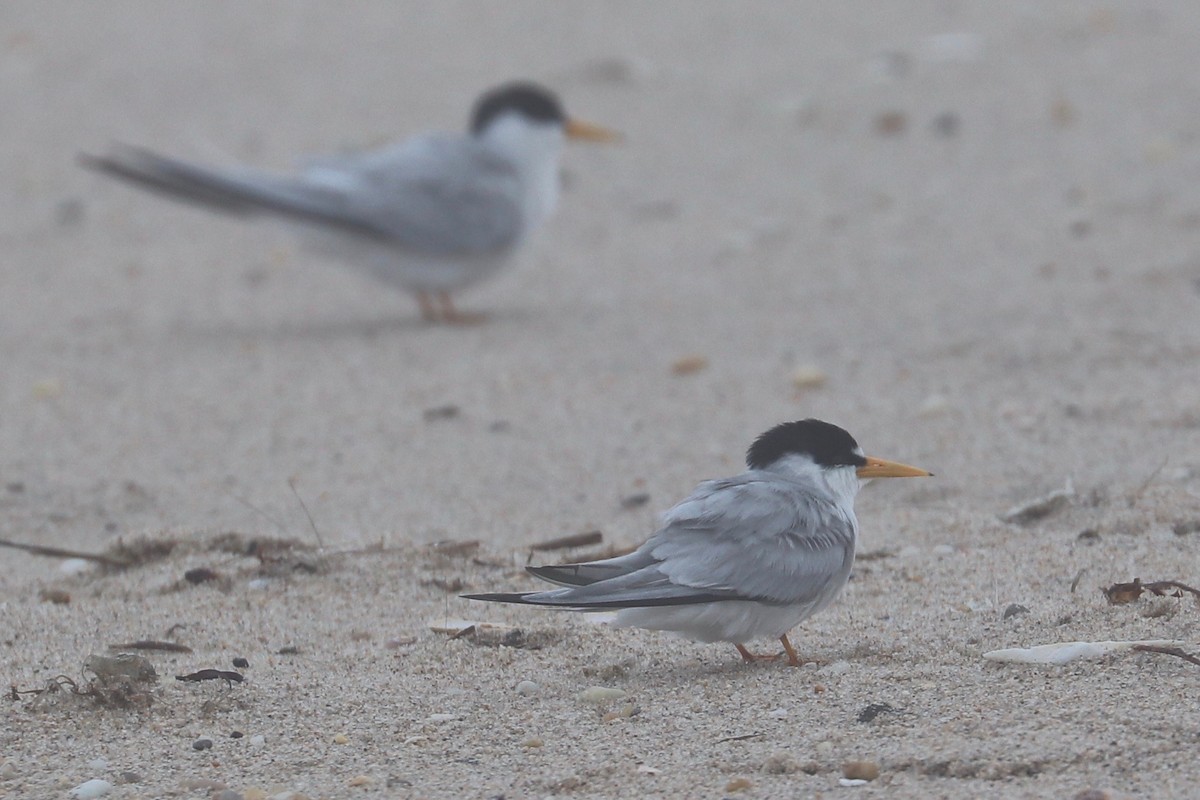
[38,588,71,604]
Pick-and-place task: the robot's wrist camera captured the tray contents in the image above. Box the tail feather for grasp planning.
[79,145,389,240]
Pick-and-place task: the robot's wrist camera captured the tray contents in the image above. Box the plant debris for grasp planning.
[108,640,193,653]
[1000,480,1074,525]
[176,669,244,688]
[857,702,896,723]
[983,639,1186,665]
[716,732,766,744]
[1131,644,1200,667]
[0,537,129,568]
[38,588,71,604]
[427,539,480,557]
[1103,578,1200,605]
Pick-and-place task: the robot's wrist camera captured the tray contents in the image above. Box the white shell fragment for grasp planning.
[576,686,627,704]
[983,639,1186,665]
[427,618,517,637]
[68,779,113,799]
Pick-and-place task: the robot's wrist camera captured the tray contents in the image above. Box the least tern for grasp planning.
[81,81,618,323]
[465,419,931,665]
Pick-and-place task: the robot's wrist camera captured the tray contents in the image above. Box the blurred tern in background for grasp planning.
[465,419,931,665]
[81,81,618,323]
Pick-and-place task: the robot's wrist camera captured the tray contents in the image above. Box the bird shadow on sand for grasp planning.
[167,305,542,344]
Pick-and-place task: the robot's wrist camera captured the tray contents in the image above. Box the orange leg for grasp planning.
[438,291,486,325]
[416,291,437,322]
[734,635,803,667]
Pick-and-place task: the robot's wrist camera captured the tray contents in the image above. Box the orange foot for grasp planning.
[735,635,802,667]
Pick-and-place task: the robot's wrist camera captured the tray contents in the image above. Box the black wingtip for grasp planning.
[460,592,535,604]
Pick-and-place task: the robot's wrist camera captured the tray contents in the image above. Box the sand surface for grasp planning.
[3,2,1200,798]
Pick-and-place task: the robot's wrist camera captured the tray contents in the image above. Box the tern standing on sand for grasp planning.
[82,81,618,323]
[466,419,932,665]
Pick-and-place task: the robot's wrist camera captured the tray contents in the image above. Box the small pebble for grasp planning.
[213,791,244,800]
[247,578,272,590]
[767,707,788,718]
[184,567,219,584]
[931,112,960,137]
[874,110,907,136]
[347,776,370,787]
[791,366,827,389]
[842,760,881,781]
[232,656,249,668]
[725,777,753,792]
[576,686,627,704]
[86,758,108,772]
[116,771,141,784]
[243,790,267,800]
[619,492,651,509]
[671,355,709,375]
[230,731,244,739]
[67,779,113,799]
[248,735,266,748]
[763,752,799,774]
[332,733,350,744]
[1003,603,1030,620]
[0,762,16,780]
[39,588,71,605]
[192,738,213,751]
[839,778,869,787]
[522,737,544,748]
[59,558,90,576]
[515,680,540,696]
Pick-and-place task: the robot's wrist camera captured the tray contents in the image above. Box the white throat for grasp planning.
[478,113,566,229]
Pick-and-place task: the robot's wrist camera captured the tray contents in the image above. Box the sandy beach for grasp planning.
[3,2,1200,797]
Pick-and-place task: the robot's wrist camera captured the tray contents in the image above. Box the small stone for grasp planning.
[86,758,108,772]
[918,394,951,417]
[822,661,852,676]
[192,738,214,751]
[39,588,71,605]
[671,355,708,375]
[184,567,219,584]
[1172,521,1200,537]
[230,730,244,739]
[248,734,266,748]
[347,775,370,787]
[1073,790,1115,800]
[247,578,272,591]
[68,779,113,799]
[332,733,350,744]
[85,653,157,683]
[422,404,460,422]
[522,737,544,748]
[619,492,651,509]
[515,680,540,696]
[874,111,907,136]
[839,778,869,787]
[857,703,895,723]
[0,762,16,780]
[115,772,140,784]
[242,790,267,800]
[213,791,244,800]
[724,777,753,792]
[601,704,638,723]
[60,558,90,575]
[931,112,960,137]
[1003,603,1030,620]
[791,366,827,390]
[763,752,798,774]
[767,707,788,718]
[842,760,881,781]
[815,741,834,757]
[576,686,627,704]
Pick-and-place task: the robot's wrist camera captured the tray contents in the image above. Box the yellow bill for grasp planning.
[856,456,933,479]
[565,118,622,143]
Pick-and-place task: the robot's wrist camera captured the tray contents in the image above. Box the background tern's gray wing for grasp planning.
[301,135,525,254]
[647,475,856,605]
[82,136,524,255]
[468,474,854,610]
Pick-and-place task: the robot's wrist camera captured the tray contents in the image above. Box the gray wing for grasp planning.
[81,135,524,255]
[467,474,855,609]
[646,475,856,604]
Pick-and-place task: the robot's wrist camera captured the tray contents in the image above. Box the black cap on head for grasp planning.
[470,82,566,135]
[746,419,867,470]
